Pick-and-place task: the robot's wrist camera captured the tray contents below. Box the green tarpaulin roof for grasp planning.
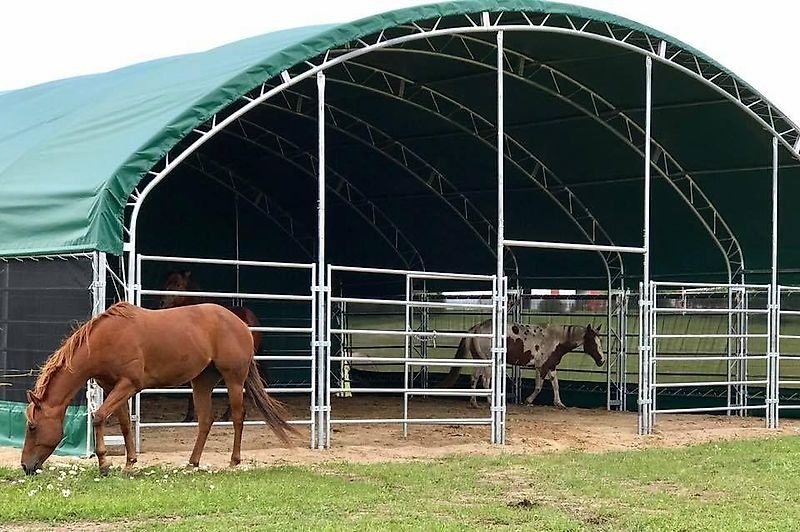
[1,1,798,284]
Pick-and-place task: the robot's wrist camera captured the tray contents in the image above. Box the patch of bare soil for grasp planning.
[2,394,798,469]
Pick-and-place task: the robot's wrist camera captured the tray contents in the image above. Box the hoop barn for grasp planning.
[2,0,799,455]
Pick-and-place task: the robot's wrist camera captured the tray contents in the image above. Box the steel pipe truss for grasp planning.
[310,11,799,157]
[369,35,744,280]
[214,121,425,270]
[187,154,315,259]
[322,61,622,285]
[254,84,521,277]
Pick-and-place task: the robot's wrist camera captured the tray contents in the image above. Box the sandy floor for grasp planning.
[4,394,799,469]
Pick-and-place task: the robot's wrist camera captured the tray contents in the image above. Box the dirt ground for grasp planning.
[3,394,799,469]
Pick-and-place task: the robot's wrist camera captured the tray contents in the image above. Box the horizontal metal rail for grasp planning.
[653,307,769,315]
[652,333,768,339]
[250,326,313,333]
[140,288,312,302]
[329,296,493,309]
[651,404,767,415]
[330,264,494,281]
[254,355,313,362]
[139,419,312,428]
[328,387,492,396]
[139,387,313,394]
[778,334,800,340]
[654,281,769,289]
[329,356,492,366]
[504,239,646,254]
[652,379,768,388]
[330,328,492,338]
[329,418,492,425]
[778,405,800,410]
[139,254,313,270]
[653,355,769,362]
[778,311,800,317]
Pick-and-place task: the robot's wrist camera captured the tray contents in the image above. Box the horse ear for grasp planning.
[596,324,602,333]
[183,270,192,278]
[512,324,520,335]
[26,390,41,407]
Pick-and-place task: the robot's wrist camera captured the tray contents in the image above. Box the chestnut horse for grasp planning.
[21,302,297,475]
[160,271,262,422]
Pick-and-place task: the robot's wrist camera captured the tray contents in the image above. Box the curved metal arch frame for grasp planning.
[370,37,744,282]
[186,154,315,259]
[214,124,424,270]
[322,61,622,285]
[251,85,520,277]
[124,14,787,291]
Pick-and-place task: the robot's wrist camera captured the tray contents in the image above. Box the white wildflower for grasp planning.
[61,488,71,498]
[48,466,56,471]
[35,469,42,474]
[27,489,38,497]
[46,483,54,490]
[93,478,100,482]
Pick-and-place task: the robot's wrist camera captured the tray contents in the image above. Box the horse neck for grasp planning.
[38,361,89,414]
[561,325,585,347]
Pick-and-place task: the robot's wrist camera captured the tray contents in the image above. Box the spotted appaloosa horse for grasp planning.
[160,271,262,422]
[439,320,605,408]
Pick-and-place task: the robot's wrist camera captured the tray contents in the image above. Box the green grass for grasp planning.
[3,436,800,530]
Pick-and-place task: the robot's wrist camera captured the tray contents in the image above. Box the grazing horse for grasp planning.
[160,271,262,422]
[21,302,297,475]
[439,319,605,408]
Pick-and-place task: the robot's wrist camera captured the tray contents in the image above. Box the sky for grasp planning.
[3,1,799,120]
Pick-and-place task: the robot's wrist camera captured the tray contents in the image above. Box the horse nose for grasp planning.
[22,463,34,475]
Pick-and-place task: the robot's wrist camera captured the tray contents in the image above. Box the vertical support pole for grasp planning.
[86,252,108,457]
[403,274,411,437]
[769,136,780,429]
[638,55,653,435]
[492,29,507,445]
[315,70,328,449]
[309,264,317,449]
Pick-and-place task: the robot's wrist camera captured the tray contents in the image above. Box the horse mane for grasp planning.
[31,302,136,400]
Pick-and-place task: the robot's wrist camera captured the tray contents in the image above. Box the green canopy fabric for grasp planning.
[0,0,797,284]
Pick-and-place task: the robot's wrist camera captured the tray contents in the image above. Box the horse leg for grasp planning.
[468,369,480,408]
[223,380,245,467]
[115,400,137,468]
[92,379,137,474]
[549,370,566,409]
[524,372,544,405]
[188,370,217,467]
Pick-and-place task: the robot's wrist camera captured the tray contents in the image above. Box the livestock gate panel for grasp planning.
[325,264,505,446]
[510,289,626,410]
[777,286,800,419]
[639,281,771,433]
[131,254,317,450]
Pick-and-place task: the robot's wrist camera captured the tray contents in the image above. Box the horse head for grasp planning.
[582,324,605,367]
[160,270,195,308]
[21,391,65,475]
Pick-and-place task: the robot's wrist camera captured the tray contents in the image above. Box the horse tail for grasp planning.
[243,358,298,445]
[437,337,469,388]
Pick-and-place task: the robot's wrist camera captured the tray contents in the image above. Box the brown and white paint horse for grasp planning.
[439,319,605,408]
[160,271,262,422]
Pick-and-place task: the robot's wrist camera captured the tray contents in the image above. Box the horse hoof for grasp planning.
[229,458,241,468]
[125,457,137,468]
[555,403,567,410]
[99,464,111,477]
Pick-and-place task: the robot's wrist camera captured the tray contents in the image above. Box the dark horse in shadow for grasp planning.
[159,271,262,422]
